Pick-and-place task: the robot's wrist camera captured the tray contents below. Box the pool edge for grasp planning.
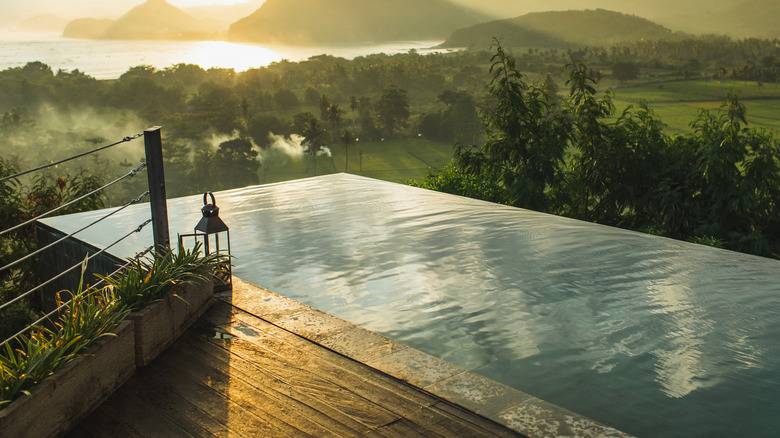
[223,276,634,438]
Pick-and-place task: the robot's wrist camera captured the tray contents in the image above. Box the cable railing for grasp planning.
[0,127,171,347]
[0,191,150,274]
[0,133,144,183]
[0,162,148,238]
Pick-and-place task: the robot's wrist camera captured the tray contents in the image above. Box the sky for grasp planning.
[0,0,256,23]
[0,0,735,30]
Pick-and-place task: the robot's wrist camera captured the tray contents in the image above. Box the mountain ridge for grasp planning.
[228,0,486,44]
[63,0,226,40]
[441,9,677,49]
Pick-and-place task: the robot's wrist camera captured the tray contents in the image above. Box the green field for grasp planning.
[610,79,780,134]
[257,78,780,186]
[259,137,456,184]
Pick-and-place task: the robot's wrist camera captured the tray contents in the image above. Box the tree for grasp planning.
[274,88,298,110]
[326,103,343,130]
[612,61,639,83]
[564,55,615,219]
[248,114,292,149]
[340,130,355,172]
[0,160,105,339]
[455,41,568,211]
[304,86,320,106]
[162,139,193,197]
[319,95,331,119]
[213,138,260,189]
[376,85,410,136]
[296,113,329,175]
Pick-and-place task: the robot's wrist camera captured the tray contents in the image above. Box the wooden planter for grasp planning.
[129,277,215,367]
[0,320,135,438]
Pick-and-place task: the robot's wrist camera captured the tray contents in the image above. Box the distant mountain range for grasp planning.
[446,0,735,22]
[441,9,676,49]
[183,0,264,24]
[57,0,779,44]
[63,0,225,40]
[18,14,69,33]
[227,0,485,44]
[657,0,780,38]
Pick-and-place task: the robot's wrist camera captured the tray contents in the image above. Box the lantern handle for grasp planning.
[203,191,216,207]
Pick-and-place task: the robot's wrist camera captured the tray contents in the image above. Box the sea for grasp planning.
[0,32,447,79]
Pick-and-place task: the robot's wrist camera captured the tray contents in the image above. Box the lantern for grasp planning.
[178,192,232,292]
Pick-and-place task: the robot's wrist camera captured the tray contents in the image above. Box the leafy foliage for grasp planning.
[376,85,410,136]
[0,244,223,408]
[414,44,780,258]
[0,264,130,408]
[454,41,568,211]
[98,242,224,312]
[0,160,106,340]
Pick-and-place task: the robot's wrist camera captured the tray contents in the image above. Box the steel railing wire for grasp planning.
[0,162,147,237]
[0,244,155,348]
[0,218,152,316]
[0,191,150,274]
[0,132,143,183]
[0,127,167,349]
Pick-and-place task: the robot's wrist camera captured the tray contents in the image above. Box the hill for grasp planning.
[184,0,264,24]
[228,0,486,44]
[441,9,675,49]
[18,14,69,33]
[63,0,226,41]
[63,18,115,39]
[657,0,780,38]
[445,0,736,23]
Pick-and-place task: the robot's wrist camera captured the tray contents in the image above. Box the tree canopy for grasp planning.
[413,41,780,258]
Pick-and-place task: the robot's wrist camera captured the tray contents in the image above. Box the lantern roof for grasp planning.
[195,192,229,234]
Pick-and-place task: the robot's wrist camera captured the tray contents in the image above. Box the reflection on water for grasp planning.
[41,174,780,437]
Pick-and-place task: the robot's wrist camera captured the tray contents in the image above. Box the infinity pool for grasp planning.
[42,174,780,437]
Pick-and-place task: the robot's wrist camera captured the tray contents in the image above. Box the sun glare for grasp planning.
[171,0,252,6]
[183,41,281,72]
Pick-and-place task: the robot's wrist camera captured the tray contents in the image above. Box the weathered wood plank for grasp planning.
[146,354,314,438]
[94,385,199,438]
[202,303,439,410]
[177,334,374,437]
[109,368,232,438]
[366,418,448,438]
[157,341,350,438]
[69,301,523,438]
[188,331,402,429]
[204,304,522,437]
[66,408,145,438]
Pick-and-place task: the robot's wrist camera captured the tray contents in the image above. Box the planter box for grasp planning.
[129,277,214,367]
[0,320,135,438]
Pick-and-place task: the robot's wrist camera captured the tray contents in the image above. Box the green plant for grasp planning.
[0,263,130,408]
[98,242,224,312]
[688,236,727,249]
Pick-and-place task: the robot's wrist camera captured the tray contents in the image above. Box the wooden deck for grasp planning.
[67,300,523,437]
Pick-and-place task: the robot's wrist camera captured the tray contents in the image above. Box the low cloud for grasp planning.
[258,133,305,167]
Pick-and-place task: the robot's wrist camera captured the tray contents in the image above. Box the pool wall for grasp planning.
[36,223,123,311]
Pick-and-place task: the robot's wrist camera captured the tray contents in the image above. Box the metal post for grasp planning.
[143,126,170,255]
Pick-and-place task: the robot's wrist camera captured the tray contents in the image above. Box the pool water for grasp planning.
[42,174,780,437]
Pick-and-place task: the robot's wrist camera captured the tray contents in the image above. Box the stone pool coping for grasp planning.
[219,278,632,438]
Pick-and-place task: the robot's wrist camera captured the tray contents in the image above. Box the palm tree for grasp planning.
[301,117,328,175]
[326,103,343,130]
[340,130,355,172]
[349,96,359,129]
[319,95,331,119]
